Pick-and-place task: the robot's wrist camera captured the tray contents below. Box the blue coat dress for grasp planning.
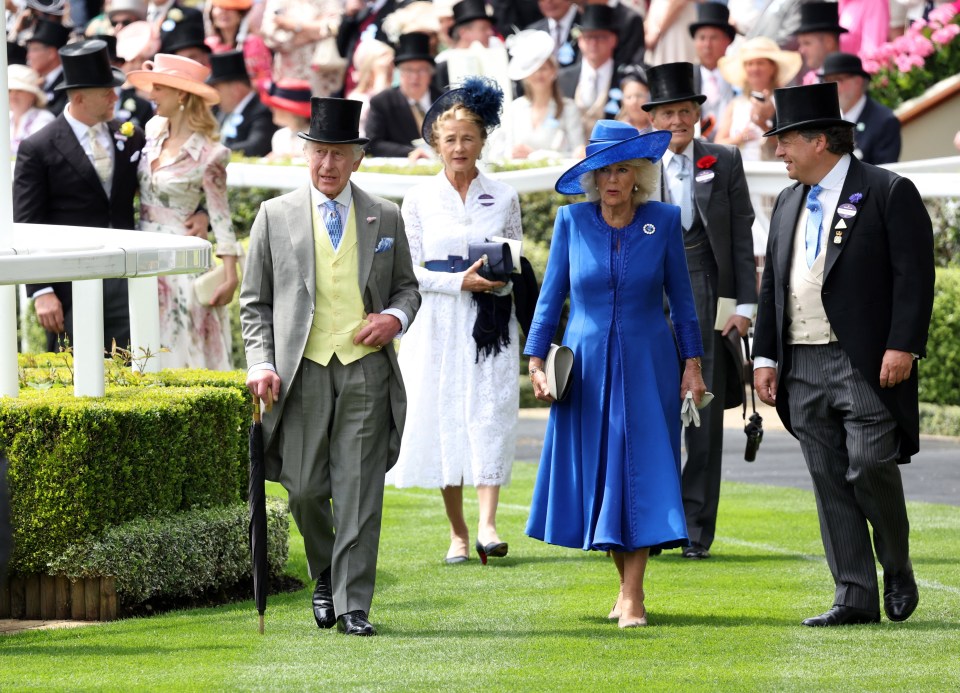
[524,200,703,552]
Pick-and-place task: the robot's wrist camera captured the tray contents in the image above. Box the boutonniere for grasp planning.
[696,155,717,170]
[856,122,866,132]
[569,26,581,40]
[366,216,377,223]
[835,192,863,226]
[119,121,135,138]
[848,192,863,205]
[168,7,183,21]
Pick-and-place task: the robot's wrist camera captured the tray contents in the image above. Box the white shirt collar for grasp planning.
[310,182,354,214]
[842,94,868,124]
[661,139,695,170]
[817,153,852,193]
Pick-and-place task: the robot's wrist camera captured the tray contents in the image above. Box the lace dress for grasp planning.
[387,170,522,488]
[137,117,241,370]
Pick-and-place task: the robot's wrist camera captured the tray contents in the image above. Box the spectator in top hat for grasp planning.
[819,51,900,165]
[365,32,442,159]
[14,38,145,354]
[159,10,211,67]
[574,0,645,68]
[433,0,496,92]
[525,0,580,69]
[208,49,277,157]
[794,2,848,85]
[26,19,72,116]
[204,0,273,98]
[240,96,420,637]
[8,64,56,155]
[557,4,623,139]
[643,61,757,560]
[689,1,735,142]
[753,81,933,628]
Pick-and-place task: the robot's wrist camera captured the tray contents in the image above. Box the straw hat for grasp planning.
[506,30,554,81]
[8,64,48,107]
[127,53,220,105]
[555,122,671,195]
[718,36,802,89]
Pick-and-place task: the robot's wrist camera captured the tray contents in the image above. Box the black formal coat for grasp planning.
[365,85,443,158]
[14,116,146,351]
[854,96,901,165]
[557,59,625,118]
[527,5,645,69]
[219,93,276,157]
[752,156,935,461]
[490,0,542,36]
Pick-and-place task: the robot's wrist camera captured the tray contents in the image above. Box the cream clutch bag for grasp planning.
[193,247,245,306]
[546,344,574,401]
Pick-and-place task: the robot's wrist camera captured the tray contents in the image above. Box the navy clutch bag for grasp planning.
[468,241,514,283]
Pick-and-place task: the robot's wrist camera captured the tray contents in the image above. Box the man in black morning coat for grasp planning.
[753,81,934,628]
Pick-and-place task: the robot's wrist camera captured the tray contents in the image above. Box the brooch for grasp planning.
[643,223,655,235]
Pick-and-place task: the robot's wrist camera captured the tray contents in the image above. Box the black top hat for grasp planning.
[56,39,125,91]
[7,41,27,65]
[160,14,210,55]
[688,2,736,41]
[92,33,120,63]
[452,0,492,28]
[394,32,435,65]
[642,62,706,111]
[617,63,648,87]
[578,4,616,33]
[763,82,854,136]
[298,97,370,145]
[26,19,71,49]
[207,49,250,84]
[795,2,848,35]
[820,51,870,80]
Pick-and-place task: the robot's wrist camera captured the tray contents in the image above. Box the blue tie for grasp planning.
[323,200,343,250]
[805,184,823,268]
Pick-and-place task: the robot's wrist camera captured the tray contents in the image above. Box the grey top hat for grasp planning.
[56,39,125,91]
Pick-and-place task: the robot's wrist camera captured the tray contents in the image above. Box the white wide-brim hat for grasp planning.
[8,64,47,107]
[506,29,555,82]
[718,36,802,89]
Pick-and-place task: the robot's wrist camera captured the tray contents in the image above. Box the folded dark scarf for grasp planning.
[471,291,512,361]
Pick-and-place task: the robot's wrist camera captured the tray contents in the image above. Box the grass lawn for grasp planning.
[2,464,959,691]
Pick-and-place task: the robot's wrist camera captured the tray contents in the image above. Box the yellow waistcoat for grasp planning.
[303,202,378,366]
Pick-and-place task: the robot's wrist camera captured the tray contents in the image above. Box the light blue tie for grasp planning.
[671,154,693,229]
[805,184,824,268]
[323,200,343,250]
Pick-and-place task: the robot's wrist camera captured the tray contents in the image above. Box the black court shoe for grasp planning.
[475,540,508,565]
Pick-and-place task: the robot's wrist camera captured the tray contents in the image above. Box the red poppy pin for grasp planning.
[697,155,717,170]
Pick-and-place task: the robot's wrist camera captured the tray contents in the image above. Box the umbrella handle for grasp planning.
[253,394,261,424]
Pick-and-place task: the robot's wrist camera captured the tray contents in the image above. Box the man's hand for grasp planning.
[184,210,210,239]
[247,370,281,409]
[34,293,64,333]
[880,349,914,388]
[754,366,777,406]
[721,314,751,339]
[354,313,401,348]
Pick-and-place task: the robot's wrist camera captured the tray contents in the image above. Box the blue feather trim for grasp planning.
[457,76,503,131]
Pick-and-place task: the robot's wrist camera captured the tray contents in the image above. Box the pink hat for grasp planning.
[115,20,157,62]
[126,53,220,105]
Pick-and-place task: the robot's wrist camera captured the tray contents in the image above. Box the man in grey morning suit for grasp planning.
[240,97,420,636]
[753,82,934,627]
[645,62,757,559]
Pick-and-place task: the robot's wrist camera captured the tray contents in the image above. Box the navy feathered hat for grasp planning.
[421,75,503,145]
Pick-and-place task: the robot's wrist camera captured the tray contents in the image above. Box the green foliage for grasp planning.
[47,499,289,606]
[919,268,960,405]
[928,198,960,268]
[918,402,960,436]
[0,386,247,574]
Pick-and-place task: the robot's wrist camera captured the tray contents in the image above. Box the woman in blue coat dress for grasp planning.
[525,121,707,628]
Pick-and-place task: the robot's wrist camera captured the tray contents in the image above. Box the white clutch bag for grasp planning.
[546,344,574,401]
[193,247,245,306]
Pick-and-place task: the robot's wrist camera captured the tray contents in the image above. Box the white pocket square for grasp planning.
[374,237,394,253]
[130,150,141,163]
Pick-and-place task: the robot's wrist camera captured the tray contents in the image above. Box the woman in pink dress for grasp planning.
[127,54,241,371]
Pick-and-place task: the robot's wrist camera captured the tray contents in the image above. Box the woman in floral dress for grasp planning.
[128,53,241,370]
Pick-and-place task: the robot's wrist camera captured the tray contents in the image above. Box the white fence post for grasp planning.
[128,276,162,373]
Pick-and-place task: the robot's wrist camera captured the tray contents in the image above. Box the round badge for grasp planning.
[695,170,715,183]
[836,203,857,218]
[161,19,175,32]
[643,223,656,235]
[478,193,495,207]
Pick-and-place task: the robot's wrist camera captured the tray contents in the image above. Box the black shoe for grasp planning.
[682,544,711,560]
[337,610,377,636]
[801,605,881,627]
[475,540,508,565]
[884,570,919,622]
[648,547,662,557]
[312,569,335,629]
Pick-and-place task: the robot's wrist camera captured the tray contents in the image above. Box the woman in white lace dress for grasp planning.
[127,54,241,370]
[388,78,522,565]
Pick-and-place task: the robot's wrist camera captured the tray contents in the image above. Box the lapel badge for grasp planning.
[833,231,843,244]
[695,170,715,183]
[835,219,847,230]
[836,203,857,219]
[643,223,656,235]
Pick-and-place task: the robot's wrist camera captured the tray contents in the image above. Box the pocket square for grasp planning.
[130,150,141,163]
[374,237,394,253]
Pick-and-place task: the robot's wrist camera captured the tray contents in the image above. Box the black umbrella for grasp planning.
[248,396,268,634]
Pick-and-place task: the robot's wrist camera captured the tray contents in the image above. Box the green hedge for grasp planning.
[0,385,247,574]
[919,268,960,406]
[48,499,289,606]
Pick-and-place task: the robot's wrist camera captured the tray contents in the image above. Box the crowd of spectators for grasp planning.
[10,0,953,165]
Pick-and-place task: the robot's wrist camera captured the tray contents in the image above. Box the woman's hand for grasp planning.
[461,258,506,293]
[209,256,239,306]
[529,357,554,403]
[681,357,707,406]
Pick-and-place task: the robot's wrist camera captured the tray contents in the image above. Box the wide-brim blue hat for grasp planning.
[555,121,672,195]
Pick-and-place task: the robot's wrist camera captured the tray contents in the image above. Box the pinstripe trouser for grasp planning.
[787,342,911,611]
